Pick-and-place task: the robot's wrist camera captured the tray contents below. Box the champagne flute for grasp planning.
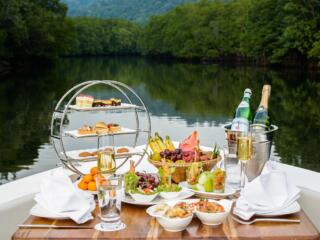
[236,131,252,189]
[97,135,116,175]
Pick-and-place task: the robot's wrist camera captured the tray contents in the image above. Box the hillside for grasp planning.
[61,0,197,22]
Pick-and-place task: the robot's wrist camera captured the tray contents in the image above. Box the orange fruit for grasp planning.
[90,167,98,175]
[82,174,93,183]
[78,180,88,190]
[88,181,97,191]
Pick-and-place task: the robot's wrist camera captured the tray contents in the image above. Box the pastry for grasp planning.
[104,147,113,152]
[93,121,109,134]
[117,147,129,154]
[108,123,121,133]
[79,151,93,157]
[110,98,121,106]
[76,94,94,108]
[92,99,112,107]
[78,125,95,135]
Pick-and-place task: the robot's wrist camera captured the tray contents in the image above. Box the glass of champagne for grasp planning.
[236,131,252,189]
[95,174,126,232]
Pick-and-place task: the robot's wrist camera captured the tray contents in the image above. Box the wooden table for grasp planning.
[13,203,319,240]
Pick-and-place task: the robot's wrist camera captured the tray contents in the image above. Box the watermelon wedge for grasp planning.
[179,131,198,152]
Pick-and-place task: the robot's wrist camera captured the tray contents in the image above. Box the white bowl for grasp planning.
[159,190,181,200]
[146,200,196,232]
[129,192,158,203]
[194,199,233,225]
[156,214,193,232]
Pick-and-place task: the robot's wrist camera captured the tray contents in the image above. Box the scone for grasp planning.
[108,123,121,133]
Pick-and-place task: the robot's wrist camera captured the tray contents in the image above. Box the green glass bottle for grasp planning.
[231,88,252,132]
[253,85,271,129]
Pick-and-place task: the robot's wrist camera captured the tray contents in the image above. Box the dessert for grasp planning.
[79,151,94,157]
[108,123,121,133]
[76,94,94,108]
[78,125,95,135]
[93,121,109,134]
[92,98,121,107]
[117,147,129,153]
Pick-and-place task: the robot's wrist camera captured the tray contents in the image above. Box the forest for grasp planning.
[1,0,320,69]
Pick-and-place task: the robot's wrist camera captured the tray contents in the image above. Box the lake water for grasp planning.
[1,57,319,184]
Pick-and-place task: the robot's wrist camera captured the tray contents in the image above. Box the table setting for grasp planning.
[12,82,320,239]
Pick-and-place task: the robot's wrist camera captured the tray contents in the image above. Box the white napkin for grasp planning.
[33,170,94,224]
[233,170,300,220]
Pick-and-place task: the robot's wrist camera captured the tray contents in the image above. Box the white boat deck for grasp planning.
[0,145,319,239]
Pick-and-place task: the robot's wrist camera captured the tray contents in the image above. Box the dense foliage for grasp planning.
[0,0,74,60]
[68,18,141,56]
[62,0,197,23]
[141,0,320,65]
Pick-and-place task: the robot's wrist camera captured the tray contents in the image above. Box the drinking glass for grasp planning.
[236,131,252,189]
[97,135,116,174]
[95,174,126,232]
[222,146,241,190]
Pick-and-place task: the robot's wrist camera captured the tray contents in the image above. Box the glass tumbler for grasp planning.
[95,174,125,232]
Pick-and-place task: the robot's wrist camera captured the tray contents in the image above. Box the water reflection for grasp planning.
[1,57,319,184]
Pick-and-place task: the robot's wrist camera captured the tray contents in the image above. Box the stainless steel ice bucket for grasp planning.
[224,124,278,181]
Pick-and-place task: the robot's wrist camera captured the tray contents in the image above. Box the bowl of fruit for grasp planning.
[148,131,220,183]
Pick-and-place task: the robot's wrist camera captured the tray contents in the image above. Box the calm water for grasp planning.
[1,57,319,184]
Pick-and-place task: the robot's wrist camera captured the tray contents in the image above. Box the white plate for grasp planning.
[122,189,194,206]
[65,127,137,138]
[30,200,96,220]
[69,103,139,111]
[64,146,142,161]
[179,181,236,198]
[256,201,301,217]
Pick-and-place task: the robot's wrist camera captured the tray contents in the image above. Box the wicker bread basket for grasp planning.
[148,154,221,183]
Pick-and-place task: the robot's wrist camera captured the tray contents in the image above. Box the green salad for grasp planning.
[157,184,182,192]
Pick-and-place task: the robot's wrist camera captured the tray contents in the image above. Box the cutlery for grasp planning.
[232,216,300,225]
[17,224,93,229]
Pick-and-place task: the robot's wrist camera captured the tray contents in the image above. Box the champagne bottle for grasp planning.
[231,88,252,132]
[253,84,271,129]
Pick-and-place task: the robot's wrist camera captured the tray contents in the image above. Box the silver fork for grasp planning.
[232,216,300,225]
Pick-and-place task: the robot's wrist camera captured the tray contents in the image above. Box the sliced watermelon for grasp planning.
[179,131,198,152]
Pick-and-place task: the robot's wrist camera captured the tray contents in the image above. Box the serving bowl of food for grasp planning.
[146,201,194,232]
[194,199,233,225]
[158,184,182,200]
[148,131,221,183]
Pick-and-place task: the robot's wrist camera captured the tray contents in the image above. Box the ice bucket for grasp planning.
[224,124,278,181]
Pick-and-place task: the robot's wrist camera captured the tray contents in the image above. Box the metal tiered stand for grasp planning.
[50,80,151,175]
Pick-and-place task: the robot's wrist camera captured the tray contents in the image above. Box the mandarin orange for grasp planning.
[90,167,98,175]
[88,181,97,191]
[78,180,88,190]
[82,174,93,183]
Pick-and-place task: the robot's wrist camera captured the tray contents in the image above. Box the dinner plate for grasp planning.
[122,189,194,206]
[30,200,96,220]
[255,201,301,217]
[179,181,237,198]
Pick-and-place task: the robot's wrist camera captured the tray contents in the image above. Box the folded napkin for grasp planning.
[33,170,94,224]
[233,170,300,220]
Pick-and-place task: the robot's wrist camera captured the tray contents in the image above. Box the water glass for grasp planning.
[95,174,126,232]
[222,146,241,190]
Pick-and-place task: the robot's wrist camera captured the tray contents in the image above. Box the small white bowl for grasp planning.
[194,199,233,226]
[146,200,194,232]
[157,214,193,232]
[159,190,181,200]
[129,192,158,203]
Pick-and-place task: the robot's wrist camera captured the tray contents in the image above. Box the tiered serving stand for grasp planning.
[50,80,151,175]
